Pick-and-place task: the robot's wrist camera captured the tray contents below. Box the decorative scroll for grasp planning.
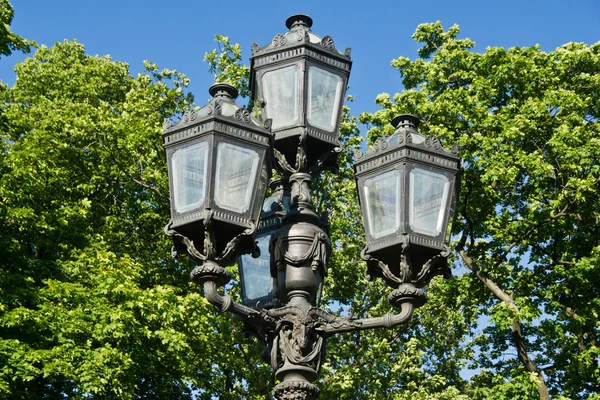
[264,118,273,131]
[234,108,252,123]
[425,135,441,150]
[271,227,330,277]
[251,42,260,55]
[361,236,449,291]
[272,33,287,48]
[296,28,309,42]
[164,213,256,265]
[320,35,335,51]
[372,137,388,153]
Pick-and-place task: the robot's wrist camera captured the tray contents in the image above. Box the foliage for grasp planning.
[360,21,600,399]
[0,40,220,399]
[203,35,250,98]
[0,0,35,59]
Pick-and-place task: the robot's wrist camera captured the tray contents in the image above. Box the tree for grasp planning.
[0,40,217,398]
[0,0,35,59]
[360,22,600,400]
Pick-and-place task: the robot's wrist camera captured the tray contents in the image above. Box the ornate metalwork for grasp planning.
[320,35,335,51]
[361,239,450,291]
[164,212,256,265]
[273,380,320,400]
[234,108,252,123]
[214,99,222,115]
[372,137,388,153]
[264,118,273,131]
[425,134,441,150]
[296,28,308,42]
[272,33,287,48]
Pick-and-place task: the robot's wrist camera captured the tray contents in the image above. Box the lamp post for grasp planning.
[163,16,460,400]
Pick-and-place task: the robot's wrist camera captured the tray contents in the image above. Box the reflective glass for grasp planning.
[307,66,343,132]
[240,233,274,303]
[409,168,451,237]
[262,65,299,130]
[363,169,401,239]
[172,141,209,213]
[251,162,270,220]
[214,142,260,214]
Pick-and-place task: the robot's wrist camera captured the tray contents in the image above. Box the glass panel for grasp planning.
[251,162,270,221]
[172,141,209,213]
[307,66,343,132]
[409,167,451,237]
[363,169,401,239]
[240,233,274,304]
[262,65,299,130]
[214,142,260,214]
[445,180,457,243]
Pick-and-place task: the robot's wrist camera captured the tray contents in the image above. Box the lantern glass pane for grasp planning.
[307,66,343,132]
[409,167,451,237]
[172,141,209,213]
[214,142,260,214]
[363,169,401,239]
[251,162,270,220]
[262,65,299,130]
[240,233,274,303]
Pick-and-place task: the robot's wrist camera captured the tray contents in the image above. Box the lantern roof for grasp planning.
[354,114,459,168]
[250,14,352,61]
[163,83,270,135]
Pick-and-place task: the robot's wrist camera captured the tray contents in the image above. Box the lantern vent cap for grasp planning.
[209,83,239,100]
[285,14,313,30]
[392,114,420,133]
[163,82,275,134]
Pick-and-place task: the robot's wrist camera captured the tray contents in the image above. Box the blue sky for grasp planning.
[2,0,600,120]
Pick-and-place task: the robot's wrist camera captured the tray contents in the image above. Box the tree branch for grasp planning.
[457,247,550,400]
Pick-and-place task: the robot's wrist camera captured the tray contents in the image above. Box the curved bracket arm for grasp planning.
[191,262,276,330]
[319,301,415,335]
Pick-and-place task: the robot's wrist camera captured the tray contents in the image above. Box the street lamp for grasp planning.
[163,17,459,400]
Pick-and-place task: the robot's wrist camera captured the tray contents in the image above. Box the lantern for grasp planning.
[238,178,291,308]
[250,14,351,170]
[163,83,273,261]
[354,115,459,287]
